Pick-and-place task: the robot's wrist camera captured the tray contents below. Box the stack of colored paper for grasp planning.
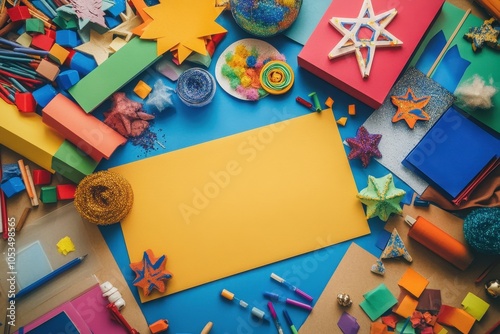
[403,106,500,205]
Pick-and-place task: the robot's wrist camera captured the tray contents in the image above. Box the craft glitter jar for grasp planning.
[230,0,303,37]
[176,68,216,107]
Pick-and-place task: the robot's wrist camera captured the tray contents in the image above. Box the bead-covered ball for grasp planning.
[230,0,302,37]
[337,293,352,307]
[485,279,500,298]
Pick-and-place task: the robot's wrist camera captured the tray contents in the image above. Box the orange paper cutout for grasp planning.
[393,294,418,318]
[397,267,429,298]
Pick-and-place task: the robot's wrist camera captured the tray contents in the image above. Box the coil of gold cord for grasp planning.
[74,171,133,225]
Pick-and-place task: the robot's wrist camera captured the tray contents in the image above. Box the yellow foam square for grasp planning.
[133,80,152,99]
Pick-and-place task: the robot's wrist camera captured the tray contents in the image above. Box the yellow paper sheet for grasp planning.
[112,110,370,301]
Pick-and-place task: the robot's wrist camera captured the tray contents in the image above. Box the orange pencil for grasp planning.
[17,159,34,201]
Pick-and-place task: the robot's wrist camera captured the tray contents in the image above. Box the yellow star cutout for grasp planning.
[74,29,114,65]
[139,0,227,63]
[110,2,143,42]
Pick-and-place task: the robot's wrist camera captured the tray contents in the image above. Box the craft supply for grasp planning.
[454,74,497,110]
[405,215,474,270]
[74,171,133,225]
[220,289,268,321]
[17,159,33,201]
[295,96,314,111]
[357,174,406,222]
[100,281,126,309]
[485,279,500,298]
[391,88,431,129]
[345,126,382,168]
[282,310,298,334]
[15,207,31,232]
[259,61,294,95]
[23,164,39,206]
[0,150,8,240]
[463,207,500,255]
[130,249,172,297]
[176,68,216,107]
[426,8,470,77]
[56,236,76,255]
[270,273,313,302]
[200,321,213,334]
[337,293,352,307]
[267,301,284,334]
[308,91,321,111]
[106,303,140,334]
[328,0,402,78]
[230,0,302,37]
[263,292,313,311]
[14,255,87,300]
[463,17,499,52]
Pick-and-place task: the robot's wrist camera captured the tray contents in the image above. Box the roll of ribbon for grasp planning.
[74,171,133,225]
[259,60,294,95]
[176,68,216,107]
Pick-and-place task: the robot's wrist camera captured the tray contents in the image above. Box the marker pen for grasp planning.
[267,302,284,334]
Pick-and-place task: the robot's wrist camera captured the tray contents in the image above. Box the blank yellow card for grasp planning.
[111,109,370,301]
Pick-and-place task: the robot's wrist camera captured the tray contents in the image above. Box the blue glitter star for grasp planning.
[130,249,172,296]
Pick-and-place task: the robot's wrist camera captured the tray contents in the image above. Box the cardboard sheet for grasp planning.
[111,109,370,301]
[300,201,500,334]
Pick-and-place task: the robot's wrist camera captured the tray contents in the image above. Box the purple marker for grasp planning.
[270,273,314,302]
[263,292,313,311]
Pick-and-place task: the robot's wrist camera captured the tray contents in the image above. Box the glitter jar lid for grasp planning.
[176,68,216,107]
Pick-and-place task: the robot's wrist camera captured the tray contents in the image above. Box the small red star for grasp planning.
[346,126,382,168]
[391,88,431,129]
[130,249,172,296]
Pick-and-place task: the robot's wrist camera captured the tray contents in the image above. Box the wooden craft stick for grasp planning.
[426,8,471,77]
[17,159,34,200]
[24,164,39,206]
[15,207,32,232]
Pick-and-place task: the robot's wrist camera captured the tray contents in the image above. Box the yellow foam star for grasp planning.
[139,0,227,63]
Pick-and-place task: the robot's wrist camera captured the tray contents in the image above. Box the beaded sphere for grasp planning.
[230,0,302,37]
[463,207,500,255]
[337,293,352,307]
[485,279,500,298]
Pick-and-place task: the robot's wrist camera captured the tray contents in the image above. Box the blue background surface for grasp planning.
[97,10,413,334]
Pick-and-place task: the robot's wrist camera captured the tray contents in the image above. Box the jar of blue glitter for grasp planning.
[176,68,216,107]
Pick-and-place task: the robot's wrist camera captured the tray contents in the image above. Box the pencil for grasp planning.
[24,164,39,206]
[15,207,32,232]
[17,159,34,200]
[13,254,88,300]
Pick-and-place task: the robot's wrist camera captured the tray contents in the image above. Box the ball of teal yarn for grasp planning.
[230,0,302,37]
[463,207,500,255]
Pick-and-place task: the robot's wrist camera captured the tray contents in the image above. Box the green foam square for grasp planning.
[40,186,58,203]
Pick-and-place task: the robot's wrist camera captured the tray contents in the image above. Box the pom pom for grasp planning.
[463,207,500,255]
[454,75,497,110]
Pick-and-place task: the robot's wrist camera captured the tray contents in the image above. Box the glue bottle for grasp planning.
[404,215,474,271]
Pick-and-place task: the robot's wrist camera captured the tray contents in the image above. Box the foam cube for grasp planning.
[56,70,80,90]
[7,6,31,21]
[133,80,152,99]
[25,18,45,33]
[52,140,98,184]
[33,169,52,185]
[32,84,58,107]
[36,59,60,81]
[69,52,97,76]
[16,32,32,47]
[1,177,26,198]
[56,29,79,48]
[31,33,55,51]
[15,92,36,113]
[40,186,57,203]
[56,184,77,200]
[49,43,70,65]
